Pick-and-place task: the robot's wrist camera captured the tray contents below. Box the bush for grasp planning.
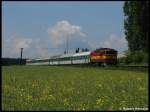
[132,52,143,63]
[121,50,148,65]
[142,52,148,63]
[125,54,132,64]
[132,51,148,64]
[2,58,26,65]
[118,57,126,65]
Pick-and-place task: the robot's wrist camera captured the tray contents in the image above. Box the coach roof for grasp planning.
[73,51,91,57]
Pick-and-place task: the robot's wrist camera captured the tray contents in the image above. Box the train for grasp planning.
[26,48,117,66]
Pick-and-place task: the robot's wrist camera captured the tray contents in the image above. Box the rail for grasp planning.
[60,64,148,72]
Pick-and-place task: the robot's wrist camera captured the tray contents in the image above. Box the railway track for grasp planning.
[65,64,148,72]
[116,65,148,68]
[103,65,148,72]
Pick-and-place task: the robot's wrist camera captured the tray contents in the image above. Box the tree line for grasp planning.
[2,58,26,65]
[120,1,149,65]
[124,1,149,53]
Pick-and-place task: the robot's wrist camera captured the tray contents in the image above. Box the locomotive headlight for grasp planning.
[102,56,106,59]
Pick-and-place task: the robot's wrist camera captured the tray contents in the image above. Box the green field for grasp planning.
[2,66,148,111]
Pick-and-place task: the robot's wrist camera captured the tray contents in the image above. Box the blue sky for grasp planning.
[2,1,127,58]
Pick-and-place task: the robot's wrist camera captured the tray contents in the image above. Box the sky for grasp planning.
[2,1,128,58]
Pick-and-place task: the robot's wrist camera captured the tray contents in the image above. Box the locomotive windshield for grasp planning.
[106,50,117,54]
[94,49,117,55]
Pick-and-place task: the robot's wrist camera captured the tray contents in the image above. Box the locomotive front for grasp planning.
[90,48,117,66]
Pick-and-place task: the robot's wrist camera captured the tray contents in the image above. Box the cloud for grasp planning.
[34,47,50,58]
[102,34,128,53]
[12,38,32,53]
[2,21,89,58]
[2,35,32,57]
[47,20,86,47]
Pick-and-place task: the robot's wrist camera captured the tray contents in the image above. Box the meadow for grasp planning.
[2,65,148,111]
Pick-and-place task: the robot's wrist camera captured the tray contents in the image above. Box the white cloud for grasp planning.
[2,31,127,58]
[102,34,128,53]
[2,21,89,58]
[12,37,32,53]
[3,35,32,57]
[34,47,50,58]
[47,20,86,47]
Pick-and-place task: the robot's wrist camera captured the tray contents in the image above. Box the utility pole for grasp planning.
[66,34,69,54]
[20,48,23,65]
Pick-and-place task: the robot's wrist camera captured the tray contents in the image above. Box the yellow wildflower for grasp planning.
[137,77,142,81]
[96,98,104,106]
[119,101,126,107]
[121,90,126,93]
[78,103,86,110]
[67,87,75,93]
[139,87,146,91]
[95,96,107,107]
[63,98,69,106]
[97,84,102,88]
[27,95,32,100]
[47,94,56,100]
[71,81,74,85]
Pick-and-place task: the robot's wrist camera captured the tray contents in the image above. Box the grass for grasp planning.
[2,65,148,111]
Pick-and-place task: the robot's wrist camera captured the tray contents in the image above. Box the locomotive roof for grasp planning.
[94,48,117,51]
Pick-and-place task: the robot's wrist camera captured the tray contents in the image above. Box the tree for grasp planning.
[123,1,149,53]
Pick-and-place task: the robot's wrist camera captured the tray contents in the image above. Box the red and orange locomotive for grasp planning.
[90,48,117,66]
